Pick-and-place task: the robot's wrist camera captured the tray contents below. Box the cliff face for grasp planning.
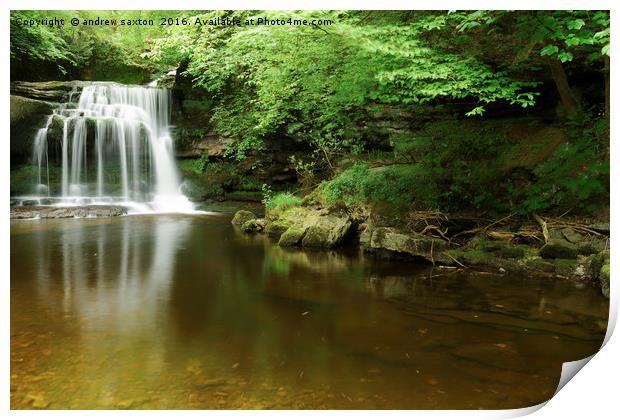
[10,81,78,161]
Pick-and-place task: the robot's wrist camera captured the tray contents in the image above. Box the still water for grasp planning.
[11,214,608,409]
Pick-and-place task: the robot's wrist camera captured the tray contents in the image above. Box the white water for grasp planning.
[28,82,194,213]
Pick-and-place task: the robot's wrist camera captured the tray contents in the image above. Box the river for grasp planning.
[10,213,608,409]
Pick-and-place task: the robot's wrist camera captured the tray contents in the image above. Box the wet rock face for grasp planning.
[10,95,56,158]
[10,81,78,102]
[176,135,234,159]
[10,205,127,219]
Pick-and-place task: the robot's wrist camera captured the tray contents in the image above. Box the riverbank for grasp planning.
[232,202,610,298]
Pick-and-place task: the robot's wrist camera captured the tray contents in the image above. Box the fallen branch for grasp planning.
[446,253,467,268]
[533,214,549,243]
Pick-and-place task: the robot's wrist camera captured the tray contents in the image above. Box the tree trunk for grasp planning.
[549,59,578,115]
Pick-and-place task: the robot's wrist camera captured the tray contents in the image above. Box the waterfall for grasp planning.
[30,82,193,213]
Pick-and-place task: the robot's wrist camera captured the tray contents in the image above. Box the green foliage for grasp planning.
[509,114,609,214]
[178,155,210,175]
[147,10,540,159]
[262,185,302,211]
[324,115,608,215]
[11,10,182,79]
[10,11,77,74]
[323,163,431,207]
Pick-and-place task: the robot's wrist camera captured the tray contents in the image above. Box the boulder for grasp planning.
[539,239,578,259]
[231,210,256,226]
[363,226,449,263]
[600,263,610,298]
[561,227,584,244]
[266,218,294,239]
[301,214,352,248]
[278,225,309,247]
[241,218,265,233]
[553,258,594,280]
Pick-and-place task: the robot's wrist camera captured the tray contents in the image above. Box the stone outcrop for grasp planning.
[175,134,234,159]
[10,81,78,102]
[234,207,353,250]
[361,226,450,264]
[10,205,127,219]
[10,95,56,157]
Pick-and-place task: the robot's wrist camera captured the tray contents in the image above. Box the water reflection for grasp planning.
[11,215,608,409]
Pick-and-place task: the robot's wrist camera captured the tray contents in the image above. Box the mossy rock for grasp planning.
[599,263,610,298]
[231,210,256,226]
[364,226,450,264]
[554,259,586,278]
[468,237,529,259]
[278,225,308,247]
[46,115,65,145]
[180,177,225,201]
[539,239,578,259]
[522,257,555,273]
[448,248,522,273]
[561,227,584,243]
[301,214,352,248]
[266,218,294,239]
[577,239,608,256]
[241,218,265,233]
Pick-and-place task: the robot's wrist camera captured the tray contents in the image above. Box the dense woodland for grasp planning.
[11,10,610,216]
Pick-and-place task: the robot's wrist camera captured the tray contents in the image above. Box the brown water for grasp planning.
[10,214,608,409]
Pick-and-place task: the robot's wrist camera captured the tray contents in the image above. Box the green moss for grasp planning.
[241,218,264,233]
[601,263,610,276]
[278,225,307,247]
[231,210,256,225]
[266,218,293,239]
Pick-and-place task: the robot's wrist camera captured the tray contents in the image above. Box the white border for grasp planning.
[2,1,618,419]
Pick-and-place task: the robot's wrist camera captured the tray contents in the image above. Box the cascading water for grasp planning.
[27,82,193,213]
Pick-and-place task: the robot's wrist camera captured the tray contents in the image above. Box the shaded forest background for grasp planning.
[10,10,610,216]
